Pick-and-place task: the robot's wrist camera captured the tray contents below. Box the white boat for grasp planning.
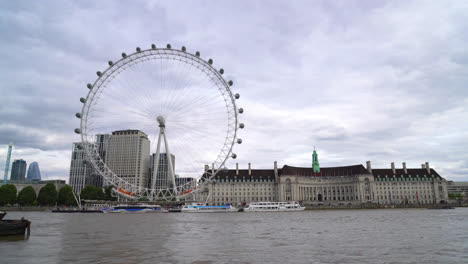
[244,201,305,212]
[181,203,238,213]
[101,204,163,213]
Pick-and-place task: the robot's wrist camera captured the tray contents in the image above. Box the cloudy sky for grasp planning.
[1,0,467,182]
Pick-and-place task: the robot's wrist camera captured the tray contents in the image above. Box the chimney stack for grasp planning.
[248,163,251,175]
[366,161,372,173]
[274,161,278,179]
[421,164,426,169]
[402,162,407,174]
[236,163,239,175]
[425,162,430,174]
[204,164,209,172]
[391,162,395,174]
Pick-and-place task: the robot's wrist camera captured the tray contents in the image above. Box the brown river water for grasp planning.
[1,208,467,264]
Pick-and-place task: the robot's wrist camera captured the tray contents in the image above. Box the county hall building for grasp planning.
[199,150,448,206]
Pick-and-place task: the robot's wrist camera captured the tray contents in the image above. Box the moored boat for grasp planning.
[244,201,305,212]
[181,203,238,213]
[0,212,31,236]
[101,204,163,213]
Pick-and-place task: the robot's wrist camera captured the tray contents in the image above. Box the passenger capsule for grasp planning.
[219,69,224,74]
[195,51,200,57]
[87,83,92,89]
[181,46,186,52]
[108,61,113,66]
[166,44,171,49]
[136,47,141,52]
[239,123,245,129]
[74,128,81,134]
[228,80,233,86]
[75,113,82,118]
[208,59,213,65]
[235,93,240,99]
[122,52,127,58]
[76,144,83,149]
[238,108,244,113]
[237,138,242,144]
[80,97,86,103]
[151,44,156,49]
[231,153,237,159]
[96,71,102,77]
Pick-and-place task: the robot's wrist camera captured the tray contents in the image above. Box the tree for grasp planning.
[104,186,116,201]
[80,185,105,200]
[37,183,58,206]
[58,185,77,206]
[0,184,17,205]
[17,186,37,205]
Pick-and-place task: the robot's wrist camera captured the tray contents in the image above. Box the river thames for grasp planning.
[1,208,467,264]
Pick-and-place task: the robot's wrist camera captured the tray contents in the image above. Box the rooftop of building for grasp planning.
[112,129,148,136]
[201,168,279,182]
[281,164,370,177]
[371,168,442,179]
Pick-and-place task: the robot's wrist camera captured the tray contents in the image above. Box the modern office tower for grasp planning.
[26,162,41,181]
[150,153,175,189]
[105,130,150,191]
[69,142,94,194]
[96,134,111,186]
[10,159,27,181]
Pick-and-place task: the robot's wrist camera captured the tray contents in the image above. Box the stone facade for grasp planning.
[199,159,449,206]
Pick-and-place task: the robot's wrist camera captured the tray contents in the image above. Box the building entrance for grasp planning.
[318,194,323,202]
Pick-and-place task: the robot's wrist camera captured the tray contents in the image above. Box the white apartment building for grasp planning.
[105,130,150,191]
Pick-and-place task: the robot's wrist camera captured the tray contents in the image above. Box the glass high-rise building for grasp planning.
[150,153,175,189]
[11,159,27,181]
[26,161,41,181]
[69,142,94,194]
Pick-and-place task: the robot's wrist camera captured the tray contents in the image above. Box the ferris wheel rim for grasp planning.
[76,45,242,200]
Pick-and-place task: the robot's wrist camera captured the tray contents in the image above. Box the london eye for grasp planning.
[74,44,244,200]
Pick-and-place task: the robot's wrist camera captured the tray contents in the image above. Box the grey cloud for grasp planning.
[1,0,467,181]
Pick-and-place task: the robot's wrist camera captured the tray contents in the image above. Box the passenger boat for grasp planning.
[181,203,238,213]
[244,201,305,212]
[101,204,163,213]
[0,212,31,236]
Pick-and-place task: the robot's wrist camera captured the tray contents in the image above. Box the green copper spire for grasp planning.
[312,148,320,173]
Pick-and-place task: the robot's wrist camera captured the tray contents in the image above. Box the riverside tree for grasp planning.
[80,185,105,200]
[17,186,37,205]
[0,184,17,205]
[58,185,77,206]
[104,185,116,201]
[37,183,58,206]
